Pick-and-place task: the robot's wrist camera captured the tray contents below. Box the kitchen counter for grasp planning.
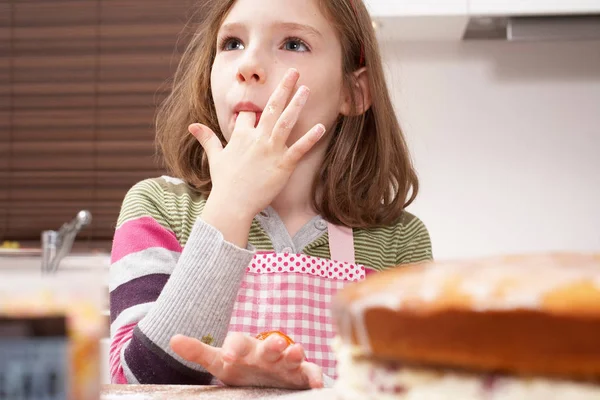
[101,385,336,400]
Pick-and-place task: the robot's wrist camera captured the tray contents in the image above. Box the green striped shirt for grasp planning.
[117,176,433,270]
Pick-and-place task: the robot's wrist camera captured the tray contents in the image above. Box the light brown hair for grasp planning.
[156,0,419,228]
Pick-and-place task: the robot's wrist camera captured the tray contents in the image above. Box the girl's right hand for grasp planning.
[190,69,326,245]
[170,332,324,390]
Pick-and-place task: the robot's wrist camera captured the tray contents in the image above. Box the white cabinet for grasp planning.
[365,0,470,40]
[363,1,600,41]
[365,0,468,16]
[469,0,600,16]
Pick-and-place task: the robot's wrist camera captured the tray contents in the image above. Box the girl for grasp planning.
[109,0,432,390]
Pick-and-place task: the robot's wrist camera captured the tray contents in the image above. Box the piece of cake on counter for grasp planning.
[331,253,600,399]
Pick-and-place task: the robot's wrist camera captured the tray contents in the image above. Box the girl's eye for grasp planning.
[220,37,245,51]
[283,38,310,52]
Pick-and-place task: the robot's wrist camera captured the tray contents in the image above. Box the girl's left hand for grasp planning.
[170,332,324,389]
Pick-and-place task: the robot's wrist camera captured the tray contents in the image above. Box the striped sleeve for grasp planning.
[396,213,433,265]
[109,178,255,384]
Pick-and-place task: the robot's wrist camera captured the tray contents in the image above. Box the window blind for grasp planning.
[1,0,195,246]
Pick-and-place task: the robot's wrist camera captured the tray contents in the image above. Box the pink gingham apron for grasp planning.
[227,222,373,379]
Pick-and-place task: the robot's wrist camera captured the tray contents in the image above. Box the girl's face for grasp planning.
[211,0,346,144]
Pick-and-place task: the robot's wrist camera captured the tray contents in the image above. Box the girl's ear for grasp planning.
[340,67,372,116]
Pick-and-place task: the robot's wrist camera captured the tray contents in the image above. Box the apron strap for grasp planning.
[327,222,355,264]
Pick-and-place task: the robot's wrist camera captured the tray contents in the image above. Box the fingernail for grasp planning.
[189,124,201,136]
[316,124,326,138]
[298,86,310,106]
[288,68,299,80]
[269,335,285,348]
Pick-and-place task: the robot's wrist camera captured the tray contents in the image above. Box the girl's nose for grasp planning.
[236,51,267,84]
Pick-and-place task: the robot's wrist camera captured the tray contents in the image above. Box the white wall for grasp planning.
[381,40,600,260]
